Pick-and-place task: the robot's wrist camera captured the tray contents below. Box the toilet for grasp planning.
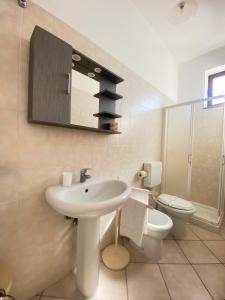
[126,188,173,261]
[156,193,196,238]
[143,162,196,239]
[131,208,173,260]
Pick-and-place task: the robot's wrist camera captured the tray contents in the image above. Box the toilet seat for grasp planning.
[157,194,194,211]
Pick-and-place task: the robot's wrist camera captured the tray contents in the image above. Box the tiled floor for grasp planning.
[33,223,225,300]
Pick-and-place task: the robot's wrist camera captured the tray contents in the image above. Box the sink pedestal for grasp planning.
[76,217,100,297]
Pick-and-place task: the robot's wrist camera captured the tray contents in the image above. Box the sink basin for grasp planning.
[45,176,131,297]
[46,176,131,218]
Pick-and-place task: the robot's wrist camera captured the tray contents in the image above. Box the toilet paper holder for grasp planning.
[137,170,148,179]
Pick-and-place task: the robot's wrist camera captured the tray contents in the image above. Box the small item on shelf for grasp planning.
[62,172,73,187]
[108,122,118,131]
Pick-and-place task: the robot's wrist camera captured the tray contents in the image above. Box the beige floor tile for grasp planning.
[166,226,199,241]
[159,240,188,263]
[193,264,225,300]
[176,226,200,240]
[204,241,225,263]
[160,264,212,300]
[92,264,127,300]
[165,232,174,240]
[190,225,224,240]
[178,241,219,263]
[124,239,188,263]
[123,239,157,263]
[43,273,81,299]
[219,225,225,239]
[43,264,127,300]
[127,263,170,300]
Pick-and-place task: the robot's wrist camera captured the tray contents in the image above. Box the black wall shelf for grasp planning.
[94,89,123,100]
[29,120,121,134]
[93,111,122,119]
[72,49,124,84]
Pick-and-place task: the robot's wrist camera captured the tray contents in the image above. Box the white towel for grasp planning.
[120,187,149,247]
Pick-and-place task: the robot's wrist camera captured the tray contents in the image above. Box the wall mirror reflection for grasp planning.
[71,70,99,128]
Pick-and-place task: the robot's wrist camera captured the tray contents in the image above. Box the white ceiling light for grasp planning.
[169,0,198,24]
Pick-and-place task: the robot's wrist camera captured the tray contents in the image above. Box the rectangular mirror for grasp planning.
[71,70,99,128]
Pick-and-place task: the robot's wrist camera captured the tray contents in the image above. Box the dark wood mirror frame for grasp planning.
[28,26,124,134]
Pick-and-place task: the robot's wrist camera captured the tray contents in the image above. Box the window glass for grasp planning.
[206,71,225,107]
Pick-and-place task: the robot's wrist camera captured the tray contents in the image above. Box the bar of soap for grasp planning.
[109,122,118,131]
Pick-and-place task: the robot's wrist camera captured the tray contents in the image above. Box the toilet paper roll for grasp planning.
[137,171,147,179]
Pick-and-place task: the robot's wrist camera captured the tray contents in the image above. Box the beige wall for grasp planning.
[0,1,171,299]
[178,46,225,103]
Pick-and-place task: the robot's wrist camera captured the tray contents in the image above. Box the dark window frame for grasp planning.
[206,70,225,108]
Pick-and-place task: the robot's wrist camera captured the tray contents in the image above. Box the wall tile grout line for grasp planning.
[202,240,224,264]
[191,265,215,300]
[40,295,74,300]
[158,263,172,300]
[38,290,45,300]
[174,239,190,263]
[175,239,215,300]
[124,267,129,300]
[158,262,222,265]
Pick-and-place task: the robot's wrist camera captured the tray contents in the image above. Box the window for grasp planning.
[206,70,225,108]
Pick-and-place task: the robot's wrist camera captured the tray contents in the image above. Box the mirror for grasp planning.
[71,70,99,128]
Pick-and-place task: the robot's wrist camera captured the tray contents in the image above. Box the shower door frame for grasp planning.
[162,95,225,226]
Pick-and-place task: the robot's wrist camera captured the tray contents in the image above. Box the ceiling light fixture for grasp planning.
[94,67,102,74]
[72,54,81,61]
[169,0,198,24]
[87,72,95,78]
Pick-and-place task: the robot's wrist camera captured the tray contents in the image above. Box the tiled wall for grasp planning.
[0,1,172,299]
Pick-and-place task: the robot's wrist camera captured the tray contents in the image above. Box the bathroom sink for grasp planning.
[46,176,131,218]
[46,176,131,297]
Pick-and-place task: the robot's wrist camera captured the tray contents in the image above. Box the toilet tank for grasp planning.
[143,162,162,188]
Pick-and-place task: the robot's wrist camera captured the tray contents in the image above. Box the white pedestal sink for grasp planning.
[46,177,131,297]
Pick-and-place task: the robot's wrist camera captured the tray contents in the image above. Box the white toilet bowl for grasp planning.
[156,194,196,239]
[130,208,173,260]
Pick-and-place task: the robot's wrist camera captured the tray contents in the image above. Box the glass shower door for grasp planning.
[190,101,225,223]
[163,104,193,199]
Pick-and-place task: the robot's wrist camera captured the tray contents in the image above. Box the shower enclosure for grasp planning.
[162,96,225,230]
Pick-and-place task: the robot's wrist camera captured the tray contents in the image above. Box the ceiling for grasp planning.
[31,0,225,100]
[31,0,178,100]
[33,0,225,64]
[131,0,225,63]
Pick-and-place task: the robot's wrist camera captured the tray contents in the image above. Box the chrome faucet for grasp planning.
[80,168,92,183]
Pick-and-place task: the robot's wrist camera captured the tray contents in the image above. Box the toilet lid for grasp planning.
[157,194,194,211]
